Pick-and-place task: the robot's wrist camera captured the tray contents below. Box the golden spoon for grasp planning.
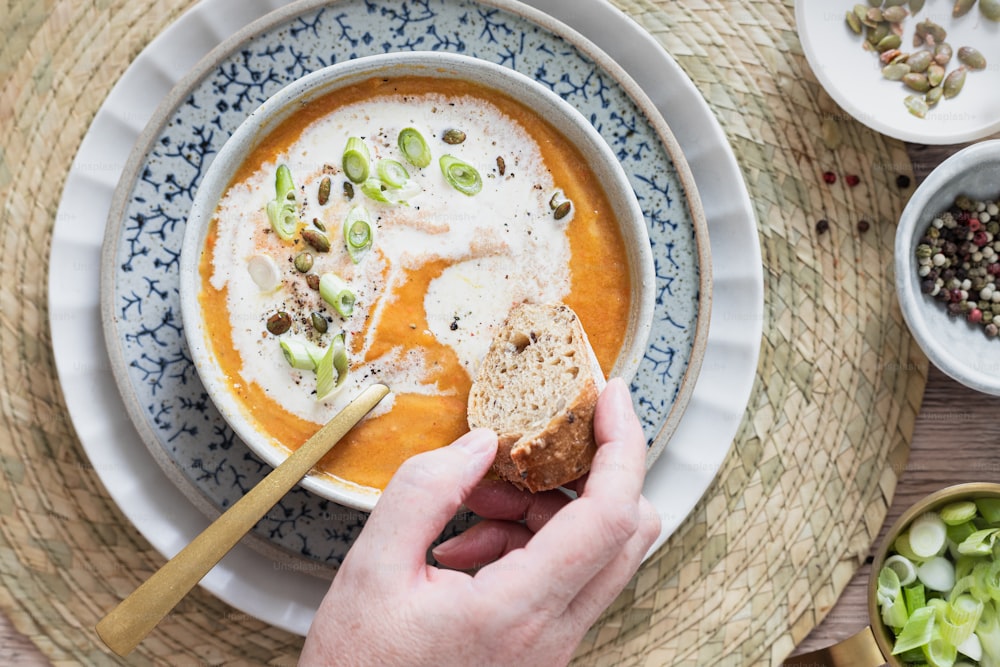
[96,383,390,657]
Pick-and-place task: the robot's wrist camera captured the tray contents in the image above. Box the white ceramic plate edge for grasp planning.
[49,0,763,636]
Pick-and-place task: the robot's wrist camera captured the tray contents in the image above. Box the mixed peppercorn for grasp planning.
[915,194,1000,337]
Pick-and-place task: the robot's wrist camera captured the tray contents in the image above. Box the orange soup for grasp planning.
[199,76,631,491]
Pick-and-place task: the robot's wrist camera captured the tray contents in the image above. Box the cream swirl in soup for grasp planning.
[199,76,631,490]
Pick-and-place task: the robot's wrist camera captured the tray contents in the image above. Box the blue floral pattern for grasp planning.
[108,0,701,571]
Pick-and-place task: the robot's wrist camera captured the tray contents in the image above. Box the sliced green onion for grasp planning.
[343,205,374,263]
[439,154,482,196]
[959,528,1000,557]
[377,159,410,188]
[342,137,371,184]
[923,631,959,667]
[315,333,348,401]
[978,499,1000,525]
[266,164,298,240]
[319,273,356,318]
[886,554,918,587]
[892,605,936,654]
[949,521,979,547]
[398,127,431,168]
[382,179,422,206]
[280,339,322,370]
[943,502,980,526]
[879,566,909,630]
[895,531,926,562]
[957,632,983,661]
[275,163,295,199]
[361,177,390,203]
[919,556,957,592]
[977,600,1000,660]
[247,254,281,292]
[905,583,927,615]
[911,512,949,558]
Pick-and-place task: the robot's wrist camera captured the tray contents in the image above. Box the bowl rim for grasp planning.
[894,139,1000,396]
[178,50,663,510]
[867,482,1000,664]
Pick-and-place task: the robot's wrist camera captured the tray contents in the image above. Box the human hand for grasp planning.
[299,377,661,667]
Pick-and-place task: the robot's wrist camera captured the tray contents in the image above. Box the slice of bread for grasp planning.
[467,302,608,492]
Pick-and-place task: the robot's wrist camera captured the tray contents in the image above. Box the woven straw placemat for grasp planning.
[1,0,925,665]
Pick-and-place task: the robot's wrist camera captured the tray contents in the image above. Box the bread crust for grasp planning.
[467,302,605,492]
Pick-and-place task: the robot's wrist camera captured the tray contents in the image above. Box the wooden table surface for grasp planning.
[3,139,994,665]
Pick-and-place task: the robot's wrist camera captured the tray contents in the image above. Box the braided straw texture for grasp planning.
[0,0,924,665]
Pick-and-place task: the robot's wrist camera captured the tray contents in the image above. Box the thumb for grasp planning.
[351,428,498,579]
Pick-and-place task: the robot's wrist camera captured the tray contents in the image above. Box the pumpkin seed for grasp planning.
[294,252,313,273]
[904,95,929,118]
[266,311,292,336]
[943,67,967,98]
[907,50,932,73]
[925,86,943,107]
[310,312,328,334]
[953,0,976,17]
[301,229,331,253]
[854,4,869,23]
[846,10,863,34]
[305,274,320,291]
[884,0,909,6]
[880,48,904,65]
[343,181,355,200]
[312,218,326,232]
[868,23,891,46]
[903,72,931,92]
[553,201,572,220]
[882,5,909,22]
[927,64,945,87]
[958,46,987,70]
[933,43,953,66]
[910,0,926,12]
[442,129,466,145]
[867,0,881,5]
[924,20,947,45]
[877,34,902,52]
[982,0,1000,20]
[318,177,331,205]
[882,63,912,81]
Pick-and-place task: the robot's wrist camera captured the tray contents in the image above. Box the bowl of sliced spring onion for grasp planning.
[787,483,1000,667]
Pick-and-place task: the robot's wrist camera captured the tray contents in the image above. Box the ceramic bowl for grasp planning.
[867,483,1000,667]
[179,51,657,511]
[895,140,1000,396]
[787,483,1000,666]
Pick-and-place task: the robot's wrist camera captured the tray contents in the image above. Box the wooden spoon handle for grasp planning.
[96,383,390,657]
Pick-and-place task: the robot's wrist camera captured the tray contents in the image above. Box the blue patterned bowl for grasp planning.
[179,51,655,510]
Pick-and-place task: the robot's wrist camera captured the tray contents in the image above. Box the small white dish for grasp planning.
[796,1,1000,144]
[895,139,1000,394]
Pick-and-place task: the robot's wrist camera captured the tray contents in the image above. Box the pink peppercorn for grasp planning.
[974,231,989,247]
[989,263,1000,276]
[969,309,984,324]
[969,219,982,232]
[822,171,837,184]
[845,174,860,187]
